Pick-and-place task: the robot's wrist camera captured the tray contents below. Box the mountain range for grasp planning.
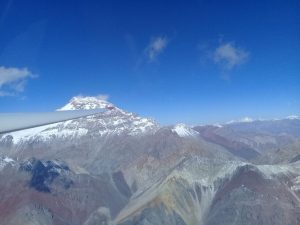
[0,96,300,225]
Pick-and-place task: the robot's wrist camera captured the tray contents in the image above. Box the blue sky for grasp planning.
[0,0,299,124]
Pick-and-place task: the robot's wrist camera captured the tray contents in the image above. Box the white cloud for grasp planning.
[145,36,168,61]
[0,66,35,96]
[0,91,14,97]
[96,94,109,101]
[213,42,249,70]
[75,94,109,101]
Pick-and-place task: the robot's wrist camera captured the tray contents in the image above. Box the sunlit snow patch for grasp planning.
[0,156,15,171]
[172,123,199,137]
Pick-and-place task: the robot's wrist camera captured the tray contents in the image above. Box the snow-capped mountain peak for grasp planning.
[172,123,199,137]
[57,95,115,111]
[1,95,159,144]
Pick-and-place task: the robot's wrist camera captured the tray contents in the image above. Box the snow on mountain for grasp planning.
[0,156,15,171]
[291,176,300,191]
[286,115,300,120]
[57,95,115,111]
[224,115,300,124]
[2,121,89,144]
[1,96,159,144]
[172,123,199,137]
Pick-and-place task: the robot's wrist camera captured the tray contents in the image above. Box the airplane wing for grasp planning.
[0,109,104,134]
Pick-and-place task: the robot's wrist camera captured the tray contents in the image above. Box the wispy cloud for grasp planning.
[145,36,168,62]
[213,42,249,70]
[96,94,109,101]
[0,66,36,97]
[76,94,110,101]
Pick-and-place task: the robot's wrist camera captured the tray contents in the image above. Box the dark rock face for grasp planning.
[20,158,72,192]
[30,160,59,192]
[112,171,132,198]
